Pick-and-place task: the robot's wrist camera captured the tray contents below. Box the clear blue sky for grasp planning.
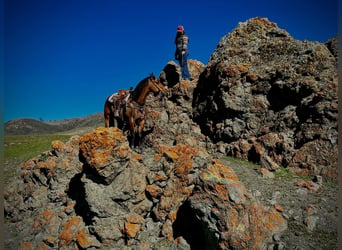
[4,0,338,122]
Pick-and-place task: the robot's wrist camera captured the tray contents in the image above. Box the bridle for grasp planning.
[151,78,167,95]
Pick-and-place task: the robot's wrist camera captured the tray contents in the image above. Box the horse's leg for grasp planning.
[104,115,109,128]
[109,105,116,127]
[112,107,118,128]
[137,119,145,147]
[128,116,136,147]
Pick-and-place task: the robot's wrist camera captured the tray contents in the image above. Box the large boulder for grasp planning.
[79,127,132,184]
[174,160,287,249]
[192,17,338,180]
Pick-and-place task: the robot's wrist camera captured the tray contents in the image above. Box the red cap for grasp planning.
[177,25,184,32]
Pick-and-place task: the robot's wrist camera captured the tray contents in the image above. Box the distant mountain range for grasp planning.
[4,113,103,135]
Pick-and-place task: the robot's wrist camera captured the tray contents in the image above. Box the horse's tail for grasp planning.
[104,98,112,127]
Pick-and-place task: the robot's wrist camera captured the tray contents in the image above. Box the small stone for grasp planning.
[274,204,284,212]
[312,175,323,185]
[295,181,320,192]
[295,188,308,196]
[304,215,319,231]
[252,190,262,197]
[272,191,282,201]
[260,155,279,171]
[217,142,226,154]
[275,241,286,250]
[257,168,275,179]
[273,233,281,242]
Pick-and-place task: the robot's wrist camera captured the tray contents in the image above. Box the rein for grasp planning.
[123,77,166,121]
[127,99,144,109]
[126,99,146,117]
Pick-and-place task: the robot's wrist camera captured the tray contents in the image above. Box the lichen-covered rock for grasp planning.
[192,17,338,180]
[5,136,82,249]
[79,127,132,184]
[173,160,287,249]
[5,126,288,249]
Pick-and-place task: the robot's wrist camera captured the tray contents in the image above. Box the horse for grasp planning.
[104,89,131,128]
[104,73,167,147]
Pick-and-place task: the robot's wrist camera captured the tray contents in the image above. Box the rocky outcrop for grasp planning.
[4,17,338,249]
[5,57,288,249]
[5,127,287,249]
[192,17,338,180]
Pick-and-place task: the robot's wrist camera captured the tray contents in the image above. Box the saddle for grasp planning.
[108,90,131,117]
[108,89,130,104]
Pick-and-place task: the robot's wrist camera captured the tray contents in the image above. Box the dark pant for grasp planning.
[177,51,190,80]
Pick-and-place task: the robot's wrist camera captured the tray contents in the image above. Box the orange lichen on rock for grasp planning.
[274,204,284,212]
[161,219,174,240]
[51,140,65,154]
[32,210,58,233]
[77,228,101,249]
[247,201,287,248]
[155,144,200,179]
[126,213,145,224]
[124,223,141,238]
[45,235,56,246]
[79,127,130,168]
[58,216,84,247]
[189,160,287,249]
[120,214,145,239]
[18,242,33,250]
[146,184,163,198]
[224,64,249,77]
[200,159,238,182]
[214,183,230,200]
[39,241,51,250]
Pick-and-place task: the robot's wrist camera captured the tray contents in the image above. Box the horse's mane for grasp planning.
[132,75,154,100]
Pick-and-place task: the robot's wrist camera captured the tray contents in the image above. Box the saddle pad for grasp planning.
[108,93,118,103]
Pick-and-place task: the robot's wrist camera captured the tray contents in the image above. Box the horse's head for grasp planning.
[148,73,168,96]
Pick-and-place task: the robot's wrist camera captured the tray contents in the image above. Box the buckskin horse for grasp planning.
[104,73,167,147]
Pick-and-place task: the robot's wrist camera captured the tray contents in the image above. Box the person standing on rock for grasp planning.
[174,25,191,80]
